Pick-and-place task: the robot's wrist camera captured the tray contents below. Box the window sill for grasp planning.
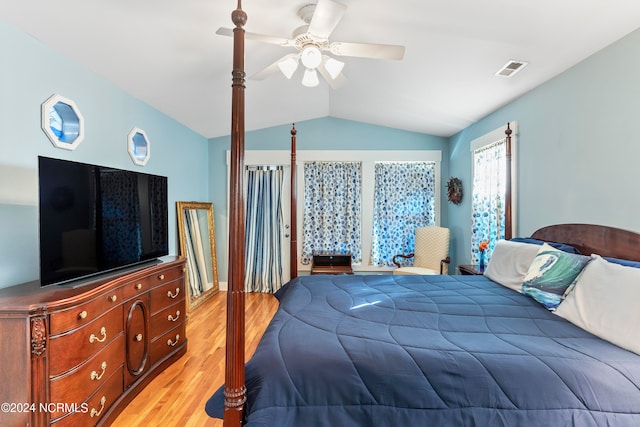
[299,265,394,274]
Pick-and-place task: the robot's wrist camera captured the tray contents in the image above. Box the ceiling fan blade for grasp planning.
[307,0,347,39]
[317,64,347,89]
[250,54,299,80]
[329,42,406,60]
[216,27,295,47]
[250,60,283,81]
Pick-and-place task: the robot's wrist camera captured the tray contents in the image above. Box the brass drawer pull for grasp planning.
[135,283,142,290]
[168,310,181,322]
[158,274,165,280]
[167,288,180,299]
[79,310,88,320]
[89,327,107,344]
[90,396,106,418]
[167,334,180,347]
[135,333,143,342]
[109,294,117,303]
[90,361,107,381]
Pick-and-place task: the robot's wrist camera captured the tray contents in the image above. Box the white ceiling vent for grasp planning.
[495,60,529,77]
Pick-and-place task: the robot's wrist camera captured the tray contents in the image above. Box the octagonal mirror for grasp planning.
[128,127,151,166]
[41,94,85,150]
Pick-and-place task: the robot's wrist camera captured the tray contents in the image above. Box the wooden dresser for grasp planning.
[0,257,187,427]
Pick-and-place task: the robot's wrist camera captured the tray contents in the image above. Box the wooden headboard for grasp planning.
[531,223,640,262]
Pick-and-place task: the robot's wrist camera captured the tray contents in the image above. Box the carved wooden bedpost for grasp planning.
[504,123,513,240]
[224,1,247,426]
[290,124,298,279]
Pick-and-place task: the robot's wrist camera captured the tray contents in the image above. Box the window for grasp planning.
[301,161,362,265]
[371,162,436,266]
[470,123,517,264]
[235,150,442,273]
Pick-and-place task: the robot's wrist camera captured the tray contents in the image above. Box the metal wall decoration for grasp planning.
[447,177,463,205]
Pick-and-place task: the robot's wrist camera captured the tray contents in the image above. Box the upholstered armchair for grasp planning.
[392,226,451,275]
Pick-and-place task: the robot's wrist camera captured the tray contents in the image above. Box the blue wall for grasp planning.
[4,16,639,287]
[449,27,640,268]
[212,27,640,276]
[0,20,209,289]
[209,118,449,281]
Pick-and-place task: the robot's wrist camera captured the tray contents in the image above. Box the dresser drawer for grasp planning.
[122,275,152,300]
[49,287,124,335]
[150,299,186,339]
[124,295,151,388]
[122,264,183,300]
[150,322,186,365]
[152,263,184,285]
[150,279,184,314]
[50,334,125,406]
[50,366,124,427]
[49,306,124,376]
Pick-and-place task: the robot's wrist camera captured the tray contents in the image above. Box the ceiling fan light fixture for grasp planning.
[278,56,299,79]
[324,57,344,79]
[302,68,320,87]
[300,45,322,69]
[217,0,406,90]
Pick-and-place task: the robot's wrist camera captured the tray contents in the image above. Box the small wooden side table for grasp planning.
[459,264,484,275]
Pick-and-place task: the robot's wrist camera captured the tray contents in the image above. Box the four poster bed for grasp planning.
[212,2,640,426]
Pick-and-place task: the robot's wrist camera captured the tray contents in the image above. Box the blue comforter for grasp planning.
[206,274,640,426]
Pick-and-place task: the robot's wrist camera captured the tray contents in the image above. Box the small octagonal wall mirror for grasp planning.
[41,94,85,150]
[128,127,151,166]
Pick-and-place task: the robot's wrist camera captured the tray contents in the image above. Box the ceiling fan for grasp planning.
[216,0,405,88]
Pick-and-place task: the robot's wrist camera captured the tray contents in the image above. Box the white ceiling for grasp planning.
[3,1,640,139]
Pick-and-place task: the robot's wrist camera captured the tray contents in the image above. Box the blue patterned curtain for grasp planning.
[302,161,362,265]
[371,162,436,266]
[471,139,506,264]
[245,166,284,293]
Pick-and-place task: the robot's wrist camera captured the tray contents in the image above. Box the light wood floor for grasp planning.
[111,290,278,427]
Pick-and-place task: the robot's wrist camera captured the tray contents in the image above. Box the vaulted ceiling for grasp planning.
[4,1,640,138]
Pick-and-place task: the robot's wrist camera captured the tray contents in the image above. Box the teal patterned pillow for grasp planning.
[521,243,591,310]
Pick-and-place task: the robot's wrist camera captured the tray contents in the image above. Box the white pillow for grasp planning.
[555,255,640,355]
[484,240,540,292]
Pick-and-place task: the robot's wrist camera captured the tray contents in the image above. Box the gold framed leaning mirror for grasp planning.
[176,201,219,311]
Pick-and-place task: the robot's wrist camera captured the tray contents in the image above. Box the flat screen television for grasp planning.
[38,156,169,286]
